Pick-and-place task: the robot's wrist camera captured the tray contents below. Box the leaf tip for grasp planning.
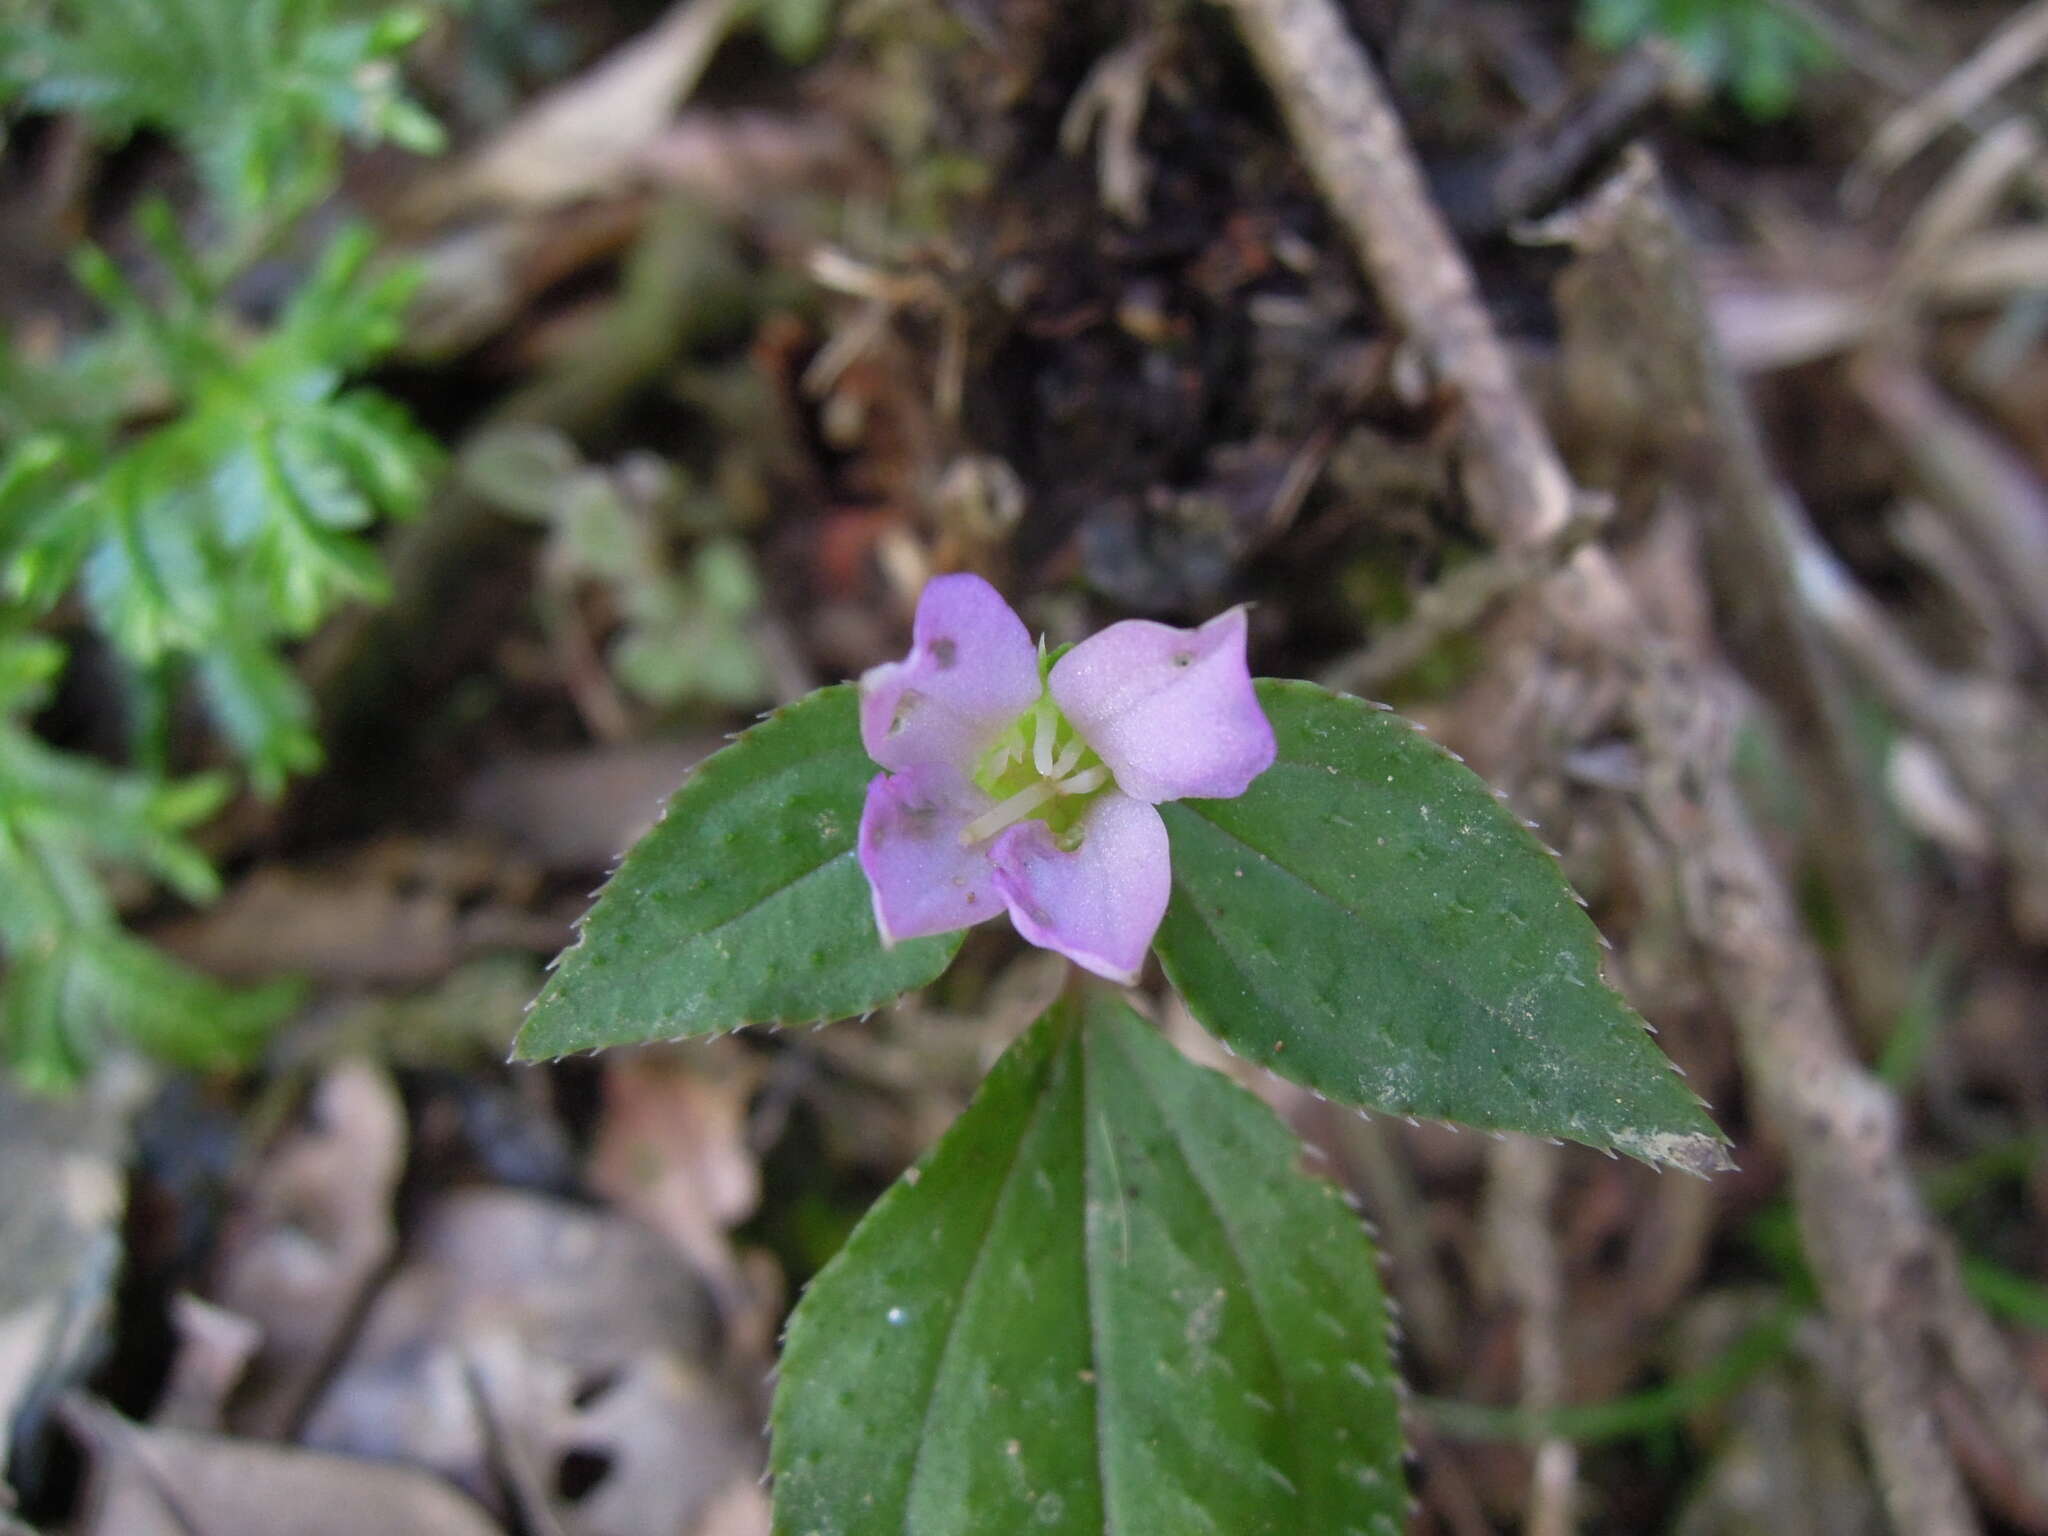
[508,1019,555,1063]
[1608,1126,1735,1177]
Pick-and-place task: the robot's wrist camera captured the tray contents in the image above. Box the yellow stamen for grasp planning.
[959,780,1059,845]
[1031,694,1058,777]
[1056,765,1108,796]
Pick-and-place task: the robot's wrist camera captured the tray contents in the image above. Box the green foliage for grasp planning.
[0,0,446,235]
[461,425,773,713]
[1,213,440,793]
[520,673,1727,1530]
[1154,681,1728,1172]
[608,537,768,709]
[515,685,961,1059]
[0,0,445,1086]
[523,676,1724,1173]
[0,628,300,1090]
[771,988,1405,1535]
[750,0,837,64]
[1582,0,1828,119]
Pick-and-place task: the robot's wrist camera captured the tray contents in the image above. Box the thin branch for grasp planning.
[1223,0,1576,550]
[1849,353,2048,663]
[1850,0,2048,192]
[1453,43,1677,238]
[1482,1139,1577,1536]
[1622,612,2048,1529]
[1319,500,1606,697]
[1791,510,2048,941]
[1219,0,2048,1525]
[1540,147,1913,1035]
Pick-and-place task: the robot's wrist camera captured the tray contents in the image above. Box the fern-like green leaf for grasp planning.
[0,630,300,1089]
[0,0,446,232]
[1580,0,1828,119]
[0,218,440,784]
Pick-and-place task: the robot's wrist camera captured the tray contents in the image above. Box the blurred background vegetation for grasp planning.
[1,1,2045,1533]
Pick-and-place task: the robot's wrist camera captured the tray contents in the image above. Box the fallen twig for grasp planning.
[1885,120,2041,321]
[1791,512,2048,938]
[1850,0,2048,196]
[1621,593,2048,1532]
[1709,225,2048,374]
[1850,352,2048,662]
[1319,499,1606,697]
[1219,0,2048,1525]
[1482,1139,1577,1536]
[1452,42,1676,239]
[1541,147,1913,1035]
[1222,0,1576,549]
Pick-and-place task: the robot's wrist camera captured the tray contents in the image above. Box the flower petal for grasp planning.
[857,765,1001,944]
[1049,606,1275,804]
[989,792,1168,985]
[859,573,1041,773]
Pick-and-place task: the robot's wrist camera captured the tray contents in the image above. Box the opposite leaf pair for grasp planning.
[518,575,1727,1535]
[521,576,1723,1165]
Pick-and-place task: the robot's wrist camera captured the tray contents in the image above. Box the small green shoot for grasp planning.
[1581,0,1830,120]
[0,0,445,241]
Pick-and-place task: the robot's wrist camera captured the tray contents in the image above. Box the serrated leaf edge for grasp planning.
[514,685,960,1059]
[1161,680,1730,1175]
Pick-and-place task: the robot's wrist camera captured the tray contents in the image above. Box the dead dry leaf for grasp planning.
[0,1064,149,1501]
[63,1396,507,1536]
[692,1476,773,1536]
[588,1048,765,1353]
[400,0,741,224]
[461,742,713,873]
[151,839,548,986]
[153,1295,262,1433]
[302,1189,744,1528]
[465,1330,759,1536]
[210,1060,407,1439]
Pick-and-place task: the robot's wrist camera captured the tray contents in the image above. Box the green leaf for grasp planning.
[771,989,1405,1535]
[0,686,301,1091]
[756,0,837,63]
[2,739,227,905]
[0,630,64,713]
[1155,680,1726,1173]
[1577,0,1827,121]
[5,218,437,789]
[516,685,959,1057]
[193,633,322,798]
[0,929,298,1093]
[1,0,446,235]
[80,483,222,660]
[314,391,438,517]
[68,929,302,1069]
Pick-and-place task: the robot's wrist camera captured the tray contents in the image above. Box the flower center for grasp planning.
[959,689,1109,846]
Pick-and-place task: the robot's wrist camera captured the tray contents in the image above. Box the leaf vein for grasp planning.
[1168,804,1579,1102]
[1080,1021,1122,1535]
[1098,1016,1305,1520]
[900,1034,1072,1527]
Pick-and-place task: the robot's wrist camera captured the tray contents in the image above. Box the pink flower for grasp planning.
[856,574,1275,984]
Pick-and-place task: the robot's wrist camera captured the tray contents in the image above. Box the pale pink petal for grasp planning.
[1048,606,1274,804]
[857,766,1001,944]
[859,573,1041,773]
[988,792,1169,985]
